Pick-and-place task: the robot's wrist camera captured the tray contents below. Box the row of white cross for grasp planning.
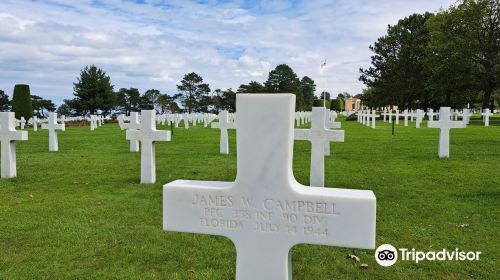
[2,95,496,279]
[0,112,65,178]
[89,115,105,130]
[1,97,372,280]
[359,107,493,158]
[118,106,344,188]
[376,108,493,126]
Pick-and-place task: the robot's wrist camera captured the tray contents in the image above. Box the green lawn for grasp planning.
[0,115,499,279]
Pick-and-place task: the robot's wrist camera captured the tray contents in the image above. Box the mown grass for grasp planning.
[0,114,499,279]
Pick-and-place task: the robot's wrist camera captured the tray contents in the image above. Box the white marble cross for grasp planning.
[415,109,425,128]
[0,112,28,178]
[118,114,126,130]
[388,109,393,123]
[31,116,39,131]
[428,107,465,158]
[89,115,97,131]
[402,109,409,126]
[427,109,437,121]
[461,109,472,125]
[128,112,140,152]
[183,114,189,129]
[19,117,26,129]
[481,109,492,126]
[382,110,387,122]
[41,112,65,152]
[324,110,341,156]
[295,107,344,187]
[163,94,375,280]
[126,110,171,184]
[211,110,236,154]
[394,110,400,125]
[369,110,379,129]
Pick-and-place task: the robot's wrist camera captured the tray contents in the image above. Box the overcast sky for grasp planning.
[0,0,456,104]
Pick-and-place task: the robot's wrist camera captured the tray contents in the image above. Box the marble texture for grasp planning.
[41,112,65,152]
[163,94,375,280]
[428,107,465,158]
[126,110,171,184]
[0,112,28,178]
[211,110,236,154]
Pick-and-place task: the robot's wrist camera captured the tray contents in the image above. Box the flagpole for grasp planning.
[320,59,327,108]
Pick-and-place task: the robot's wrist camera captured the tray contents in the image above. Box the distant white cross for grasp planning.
[118,114,128,130]
[460,109,472,125]
[41,112,65,152]
[0,112,28,178]
[369,110,379,128]
[481,108,493,126]
[89,115,97,131]
[19,117,26,129]
[183,114,189,129]
[163,94,375,280]
[415,109,425,128]
[126,110,171,184]
[324,110,341,156]
[428,107,465,158]
[31,116,39,131]
[211,110,236,154]
[427,109,437,121]
[128,112,140,152]
[295,107,344,187]
[402,109,409,126]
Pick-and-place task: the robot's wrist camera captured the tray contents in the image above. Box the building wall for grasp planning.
[345,98,361,111]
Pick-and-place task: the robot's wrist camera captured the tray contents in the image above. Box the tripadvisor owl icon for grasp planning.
[375,244,398,267]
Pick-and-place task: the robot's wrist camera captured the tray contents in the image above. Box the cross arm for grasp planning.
[126,130,171,142]
[288,184,376,249]
[163,180,235,238]
[326,122,341,129]
[294,129,310,141]
[5,131,28,141]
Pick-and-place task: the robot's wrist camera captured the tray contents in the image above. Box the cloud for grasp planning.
[0,0,455,104]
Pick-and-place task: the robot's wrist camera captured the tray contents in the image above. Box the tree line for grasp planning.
[55,63,322,117]
[0,88,56,117]
[359,0,499,110]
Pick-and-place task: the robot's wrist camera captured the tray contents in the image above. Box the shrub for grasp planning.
[12,84,33,120]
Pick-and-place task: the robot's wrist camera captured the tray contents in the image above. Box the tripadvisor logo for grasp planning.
[375,244,481,267]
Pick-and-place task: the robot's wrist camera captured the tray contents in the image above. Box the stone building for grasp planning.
[345,98,361,111]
